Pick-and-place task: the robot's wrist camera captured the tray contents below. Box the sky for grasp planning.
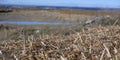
[0,0,120,8]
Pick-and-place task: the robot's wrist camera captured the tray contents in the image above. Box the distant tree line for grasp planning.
[0,8,13,13]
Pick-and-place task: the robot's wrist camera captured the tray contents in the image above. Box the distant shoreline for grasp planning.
[0,4,120,10]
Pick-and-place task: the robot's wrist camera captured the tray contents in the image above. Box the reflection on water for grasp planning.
[0,21,72,25]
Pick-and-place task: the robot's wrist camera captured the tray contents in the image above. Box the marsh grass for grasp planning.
[0,25,120,60]
[0,8,120,60]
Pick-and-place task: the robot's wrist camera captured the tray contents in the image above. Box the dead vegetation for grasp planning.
[0,25,120,60]
[0,9,95,22]
[0,8,120,60]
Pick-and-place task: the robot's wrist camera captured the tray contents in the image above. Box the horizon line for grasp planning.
[0,4,120,9]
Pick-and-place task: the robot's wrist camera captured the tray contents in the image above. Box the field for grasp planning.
[0,9,119,22]
[0,8,120,60]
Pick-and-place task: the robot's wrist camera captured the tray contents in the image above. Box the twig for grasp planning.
[103,44,111,58]
[100,49,105,60]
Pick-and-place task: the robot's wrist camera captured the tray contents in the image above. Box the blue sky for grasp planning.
[0,0,120,8]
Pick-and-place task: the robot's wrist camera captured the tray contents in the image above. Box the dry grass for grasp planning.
[0,25,120,60]
[0,9,95,22]
[1,9,119,22]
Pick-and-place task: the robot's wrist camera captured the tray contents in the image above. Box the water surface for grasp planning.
[0,21,72,25]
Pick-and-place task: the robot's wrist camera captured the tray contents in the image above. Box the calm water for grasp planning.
[0,21,72,25]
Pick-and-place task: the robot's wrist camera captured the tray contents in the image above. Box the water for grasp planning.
[0,21,72,25]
